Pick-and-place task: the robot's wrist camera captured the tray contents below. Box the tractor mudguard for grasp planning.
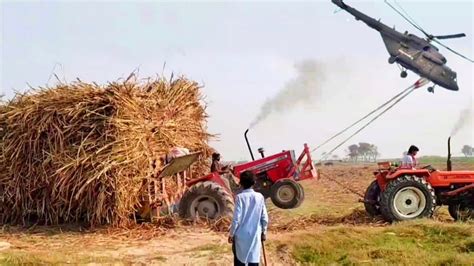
[375,169,431,191]
[386,169,431,180]
[186,172,233,196]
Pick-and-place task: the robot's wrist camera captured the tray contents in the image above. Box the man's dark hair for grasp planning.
[408,145,419,154]
[239,171,256,189]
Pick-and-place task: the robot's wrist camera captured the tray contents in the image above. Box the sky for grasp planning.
[1,0,473,161]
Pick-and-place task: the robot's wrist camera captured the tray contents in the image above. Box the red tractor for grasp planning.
[364,137,474,222]
[179,129,318,219]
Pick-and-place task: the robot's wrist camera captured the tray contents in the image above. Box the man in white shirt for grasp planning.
[228,171,269,266]
[401,145,419,169]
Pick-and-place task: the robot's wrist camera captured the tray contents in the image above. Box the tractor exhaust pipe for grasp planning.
[447,136,452,171]
[245,129,255,161]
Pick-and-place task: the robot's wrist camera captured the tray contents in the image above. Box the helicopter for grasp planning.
[332,0,473,93]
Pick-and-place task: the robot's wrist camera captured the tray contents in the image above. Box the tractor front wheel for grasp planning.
[364,180,381,216]
[448,203,474,221]
[380,175,436,222]
[270,179,303,209]
[179,181,234,220]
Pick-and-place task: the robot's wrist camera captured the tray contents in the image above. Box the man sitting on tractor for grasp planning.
[211,152,230,174]
[401,145,419,169]
[211,152,239,191]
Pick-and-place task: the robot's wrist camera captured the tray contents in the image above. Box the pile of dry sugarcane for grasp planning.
[0,76,212,226]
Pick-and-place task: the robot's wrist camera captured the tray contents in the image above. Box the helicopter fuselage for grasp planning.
[332,0,459,91]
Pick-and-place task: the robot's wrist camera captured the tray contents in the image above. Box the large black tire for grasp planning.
[270,179,303,209]
[364,180,381,216]
[448,204,474,221]
[380,175,436,222]
[294,183,305,208]
[179,181,234,220]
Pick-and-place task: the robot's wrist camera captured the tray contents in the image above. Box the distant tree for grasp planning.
[358,142,372,161]
[462,145,473,157]
[346,143,381,162]
[348,144,359,162]
[369,144,380,162]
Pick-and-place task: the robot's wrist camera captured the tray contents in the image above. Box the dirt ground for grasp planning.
[1,160,473,265]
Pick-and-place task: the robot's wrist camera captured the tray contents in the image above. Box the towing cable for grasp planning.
[312,78,429,161]
[319,172,366,198]
[312,78,429,198]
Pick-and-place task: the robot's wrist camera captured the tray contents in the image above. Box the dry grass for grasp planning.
[1,162,473,264]
[0,76,212,227]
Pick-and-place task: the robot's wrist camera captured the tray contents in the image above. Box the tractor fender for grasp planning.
[386,169,431,180]
[186,172,233,196]
[375,169,431,191]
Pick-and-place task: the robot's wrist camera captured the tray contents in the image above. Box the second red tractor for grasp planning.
[179,129,318,219]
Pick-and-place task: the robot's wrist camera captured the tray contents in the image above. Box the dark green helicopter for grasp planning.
[332,0,473,93]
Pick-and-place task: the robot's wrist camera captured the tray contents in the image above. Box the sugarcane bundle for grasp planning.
[0,76,212,226]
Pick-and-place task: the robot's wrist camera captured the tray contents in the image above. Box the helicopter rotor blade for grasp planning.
[432,39,474,63]
[434,33,466,40]
[393,0,427,34]
[384,0,430,38]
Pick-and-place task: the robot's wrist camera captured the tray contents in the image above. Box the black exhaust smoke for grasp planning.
[447,136,452,171]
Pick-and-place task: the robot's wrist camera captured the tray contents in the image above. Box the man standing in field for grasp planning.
[228,171,269,266]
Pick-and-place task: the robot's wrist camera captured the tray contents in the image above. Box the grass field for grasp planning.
[1,159,473,265]
[288,221,474,265]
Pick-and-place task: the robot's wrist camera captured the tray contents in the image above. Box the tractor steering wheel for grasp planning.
[421,165,436,172]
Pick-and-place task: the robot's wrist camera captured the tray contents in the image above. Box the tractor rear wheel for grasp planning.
[448,203,474,221]
[179,181,234,220]
[270,179,303,209]
[364,180,381,216]
[380,175,436,222]
[294,183,305,208]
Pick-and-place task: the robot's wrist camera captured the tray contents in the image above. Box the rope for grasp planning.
[320,172,365,198]
[320,87,416,161]
[311,83,416,153]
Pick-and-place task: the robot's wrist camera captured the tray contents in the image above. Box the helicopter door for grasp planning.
[422,52,444,65]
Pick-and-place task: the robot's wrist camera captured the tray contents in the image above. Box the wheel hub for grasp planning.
[190,196,219,219]
[277,185,296,203]
[393,187,426,219]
